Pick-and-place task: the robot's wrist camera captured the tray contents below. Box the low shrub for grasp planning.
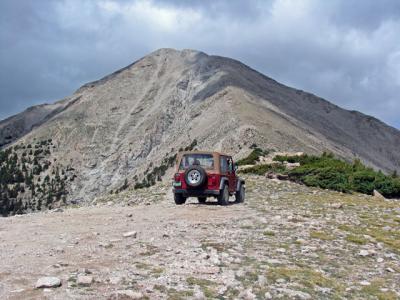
[244,151,400,198]
[237,147,270,166]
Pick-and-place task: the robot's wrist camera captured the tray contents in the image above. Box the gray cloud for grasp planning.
[0,0,399,129]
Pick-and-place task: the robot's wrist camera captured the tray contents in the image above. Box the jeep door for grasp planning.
[220,156,236,193]
[227,157,237,193]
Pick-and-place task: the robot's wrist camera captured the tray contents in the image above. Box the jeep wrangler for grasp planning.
[172,151,245,205]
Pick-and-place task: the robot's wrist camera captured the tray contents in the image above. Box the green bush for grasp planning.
[244,150,400,198]
[237,147,270,166]
[286,153,400,198]
[240,164,286,175]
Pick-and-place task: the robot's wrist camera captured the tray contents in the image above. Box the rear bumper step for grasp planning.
[173,189,220,197]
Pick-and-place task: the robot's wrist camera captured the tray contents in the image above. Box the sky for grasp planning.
[0,0,399,129]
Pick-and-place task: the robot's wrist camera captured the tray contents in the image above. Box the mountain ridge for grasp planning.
[0,48,399,213]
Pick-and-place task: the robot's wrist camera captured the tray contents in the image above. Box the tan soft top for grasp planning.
[175,151,232,173]
[178,150,231,157]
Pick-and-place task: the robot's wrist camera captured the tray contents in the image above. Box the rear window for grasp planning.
[179,154,214,170]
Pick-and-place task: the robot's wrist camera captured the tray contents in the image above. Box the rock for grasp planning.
[238,288,256,300]
[53,208,64,213]
[359,281,371,286]
[112,290,144,299]
[266,258,282,265]
[264,292,272,299]
[123,231,137,238]
[285,162,300,170]
[276,248,286,253]
[79,268,92,274]
[266,172,277,179]
[126,213,133,218]
[377,257,384,263]
[196,267,220,274]
[110,276,123,284]
[257,275,267,286]
[373,190,386,200]
[386,267,395,273]
[35,277,62,288]
[99,242,113,248]
[331,203,343,209]
[359,250,370,257]
[277,174,289,180]
[77,275,93,286]
[193,290,206,300]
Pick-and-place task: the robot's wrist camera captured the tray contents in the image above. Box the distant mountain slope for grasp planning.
[1,48,399,212]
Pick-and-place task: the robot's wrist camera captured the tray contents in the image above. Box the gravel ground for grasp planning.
[0,175,399,299]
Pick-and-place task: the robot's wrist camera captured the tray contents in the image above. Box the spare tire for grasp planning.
[184,166,206,187]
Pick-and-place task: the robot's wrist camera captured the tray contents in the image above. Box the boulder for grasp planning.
[123,231,137,238]
[35,277,62,288]
[373,190,386,200]
[77,275,93,286]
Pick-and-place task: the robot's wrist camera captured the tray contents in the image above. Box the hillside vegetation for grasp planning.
[240,151,400,198]
[0,140,73,216]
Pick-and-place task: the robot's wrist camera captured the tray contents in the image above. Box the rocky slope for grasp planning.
[1,48,400,210]
[0,176,399,299]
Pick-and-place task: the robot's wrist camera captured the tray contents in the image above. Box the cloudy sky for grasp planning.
[1,0,399,129]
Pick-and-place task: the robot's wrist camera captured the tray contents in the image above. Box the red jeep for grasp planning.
[172,151,245,205]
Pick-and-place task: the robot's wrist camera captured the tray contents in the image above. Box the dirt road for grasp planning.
[0,176,399,299]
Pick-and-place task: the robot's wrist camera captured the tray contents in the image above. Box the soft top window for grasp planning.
[179,154,214,170]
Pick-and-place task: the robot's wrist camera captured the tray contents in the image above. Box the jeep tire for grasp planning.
[198,197,206,204]
[174,193,186,205]
[184,166,206,187]
[218,184,230,206]
[235,184,245,203]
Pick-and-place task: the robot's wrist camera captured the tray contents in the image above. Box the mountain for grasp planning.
[1,48,399,214]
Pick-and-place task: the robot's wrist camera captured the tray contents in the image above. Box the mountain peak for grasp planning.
[1,49,399,210]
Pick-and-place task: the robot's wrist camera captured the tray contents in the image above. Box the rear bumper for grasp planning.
[173,188,220,197]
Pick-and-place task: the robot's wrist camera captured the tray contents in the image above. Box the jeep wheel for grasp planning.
[198,197,206,204]
[235,184,245,203]
[184,166,206,188]
[218,185,230,206]
[174,193,186,205]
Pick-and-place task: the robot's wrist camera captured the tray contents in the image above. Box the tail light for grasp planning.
[209,175,217,186]
[174,173,181,182]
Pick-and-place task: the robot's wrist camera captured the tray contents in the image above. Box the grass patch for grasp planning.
[166,288,194,300]
[186,277,216,298]
[267,267,343,291]
[310,230,334,240]
[201,240,229,252]
[263,230,276,236]
[345,234,368,245]
[361,279,398,300]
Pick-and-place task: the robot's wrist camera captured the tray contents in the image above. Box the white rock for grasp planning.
[110,276,123,284]
[386,267,395,273]
[35,277,62,288]
[123,231,137,238]
[359,250,369,257]
[193,290,206,300]
[238,288,256,300]
[77,275,93,286]
[377,257,384,263]
[359,281,371,286]
[264,292,272,299]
